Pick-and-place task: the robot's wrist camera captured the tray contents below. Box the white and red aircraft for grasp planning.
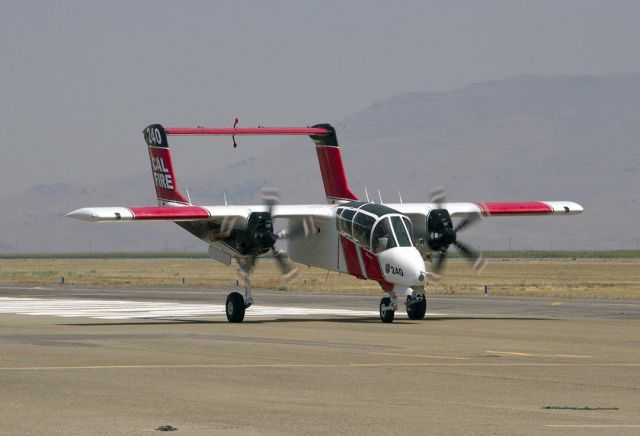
[67,123,583,323]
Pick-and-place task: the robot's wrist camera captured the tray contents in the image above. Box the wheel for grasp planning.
[406,294,427,320]
[379,296,395,323]
[226,292,246,323]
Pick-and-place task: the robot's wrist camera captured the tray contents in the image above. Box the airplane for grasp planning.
[67,123,583,323]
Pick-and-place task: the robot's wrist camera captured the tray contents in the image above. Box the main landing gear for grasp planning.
[379,291,427,323]
[225,292,246,323]
[225,265,254,323]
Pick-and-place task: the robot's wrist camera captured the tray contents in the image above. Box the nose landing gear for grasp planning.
[379,289,427,323]
[406,292,427,320]
[379,296,396,323]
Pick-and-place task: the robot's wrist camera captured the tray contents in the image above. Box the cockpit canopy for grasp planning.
[336,201,414,253]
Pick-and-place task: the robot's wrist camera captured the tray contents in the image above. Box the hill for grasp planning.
[1,73,638,252]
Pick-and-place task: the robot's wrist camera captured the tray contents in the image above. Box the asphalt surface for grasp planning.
[1,285,639,435]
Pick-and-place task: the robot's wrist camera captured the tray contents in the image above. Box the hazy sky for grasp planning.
[2,0,640,198]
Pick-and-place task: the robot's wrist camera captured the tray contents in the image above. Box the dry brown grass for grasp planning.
[0,258,638,299]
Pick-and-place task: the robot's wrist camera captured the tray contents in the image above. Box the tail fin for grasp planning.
[309,124,358,204]
[143,124,189,205]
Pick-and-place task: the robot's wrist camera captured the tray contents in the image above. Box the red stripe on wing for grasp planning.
[477,202,553,216]
[127,206,210,220]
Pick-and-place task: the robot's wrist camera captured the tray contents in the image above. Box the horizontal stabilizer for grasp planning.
[165,126,331,136]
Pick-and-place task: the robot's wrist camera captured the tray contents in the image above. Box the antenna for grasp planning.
[378,189,383,204]
[186,189,193,205]
[398,191,403,204]
[364,187,371,202]
[223,192,228,206]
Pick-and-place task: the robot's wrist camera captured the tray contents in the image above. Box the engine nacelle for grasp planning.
[412,209,455,257]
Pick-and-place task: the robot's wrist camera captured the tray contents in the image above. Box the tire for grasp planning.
[379,297,395,323]
[226,292,246,323]
[406,295,427,320]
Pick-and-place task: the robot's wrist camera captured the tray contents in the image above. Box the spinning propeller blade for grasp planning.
[259,187,307,283]
[427,187,487,277]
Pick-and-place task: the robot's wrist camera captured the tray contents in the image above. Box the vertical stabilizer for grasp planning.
[309,124,359,204]
[143,124,189,205]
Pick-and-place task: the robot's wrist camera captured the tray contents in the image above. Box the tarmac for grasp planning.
[0,284,639,435]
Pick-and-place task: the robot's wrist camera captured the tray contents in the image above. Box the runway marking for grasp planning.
[545,425,640,429]
[0,363,638,371]
[369,352,469,360]
[487,350,591,358]
[0,297,447,320]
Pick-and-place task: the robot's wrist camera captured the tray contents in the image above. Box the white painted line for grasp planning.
[0,297,446,320]
[545,425,640,429]
[486,350,591,358]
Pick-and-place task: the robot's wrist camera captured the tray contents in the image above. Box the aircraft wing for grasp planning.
[387,201,583,219]
[66,204,336,223]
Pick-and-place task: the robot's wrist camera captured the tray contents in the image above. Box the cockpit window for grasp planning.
[352,212,376,250]
[372,218,397,253]
[392,216,412,247]
[339,209,356,235]
[338,207,413,253]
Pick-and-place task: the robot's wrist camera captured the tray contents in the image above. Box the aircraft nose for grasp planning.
[409,250,427,285]
[379,247,426,287]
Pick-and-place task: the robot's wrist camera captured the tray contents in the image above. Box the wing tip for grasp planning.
[65,208,96,222]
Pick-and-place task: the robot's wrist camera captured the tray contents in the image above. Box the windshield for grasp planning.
[392,216,412,247]
[372,218,397,253]
[402,217,414,241]
[371,216,413,253]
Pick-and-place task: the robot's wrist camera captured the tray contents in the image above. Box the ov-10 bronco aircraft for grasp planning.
[67,123,583,323]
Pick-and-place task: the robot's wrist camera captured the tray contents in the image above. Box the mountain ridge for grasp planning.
[2,73,638,252]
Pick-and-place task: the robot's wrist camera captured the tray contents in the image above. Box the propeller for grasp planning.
[258,187,315,283]
[428,187,486,277]
[212,187,313,285]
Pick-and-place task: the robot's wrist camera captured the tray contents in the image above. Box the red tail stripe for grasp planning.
[127,206,210,220]
[316,146,358,201]
[148,147,189,204]
[477,202,553,215]
[165,127,330,136]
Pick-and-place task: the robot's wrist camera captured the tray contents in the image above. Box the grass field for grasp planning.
[0,257,638,299]
[2,250,639,259]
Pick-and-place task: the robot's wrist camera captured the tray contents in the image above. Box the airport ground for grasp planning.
[0,258,639,434]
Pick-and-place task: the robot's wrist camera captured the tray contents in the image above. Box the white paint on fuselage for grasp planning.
[288,219,346,273]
